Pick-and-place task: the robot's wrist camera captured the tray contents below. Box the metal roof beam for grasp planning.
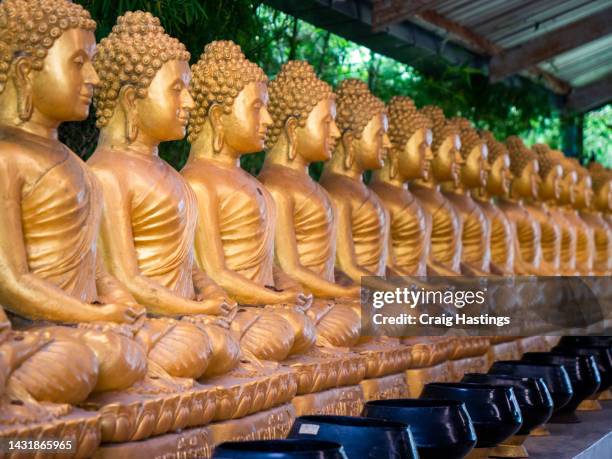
[371,0,443,32]
[566,73,612,113]
[490,6,612,82]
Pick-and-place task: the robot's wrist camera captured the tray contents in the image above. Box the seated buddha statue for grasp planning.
[0,1,214,446]
[88,13,290,422]
[527,144,565,274]
[554,156,595,275]
[585,163,612,275]
[317,78,412,374]
[412,105,464,275]
[258,61,407,399]
[441,117,497,276]
[544,150,580,275]
[181,42,362,399]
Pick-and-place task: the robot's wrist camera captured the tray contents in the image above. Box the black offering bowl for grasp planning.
[288,415,417,459]
[212,439,347,459]
[363,398,476,459]
[462,373,553,435]
[420,382,522,452]
[521,352,600,423]
[489,361,573,413]
[552,344,612,393]
[558,336,612,348]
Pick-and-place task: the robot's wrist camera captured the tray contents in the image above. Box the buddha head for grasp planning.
[569,160,593,210]
[385,96,433,181]
[188,40,271,158]
[549,150,577,206]
[0,0,98,126]
[332,78,389,173]
[450,117,489,190]
[420,105,462,186]
[532,144,563,203]
[588,163,612,212]
[266,60,339,164]
[93,11,193,145]
[506,136,539,200]
[481,130,511,197]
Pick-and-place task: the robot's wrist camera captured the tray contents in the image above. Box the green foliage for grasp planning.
[59,1,608,176]
[583,105,612,167]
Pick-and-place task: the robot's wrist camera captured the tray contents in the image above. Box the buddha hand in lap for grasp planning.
[181,43,360,394]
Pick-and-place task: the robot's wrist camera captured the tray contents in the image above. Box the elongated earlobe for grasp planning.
[119,86,139,143]
[284,117,298,161]
[389,153,399,179]
[209,104,224,154]
[342,132,354,170]
[14,57,33,122]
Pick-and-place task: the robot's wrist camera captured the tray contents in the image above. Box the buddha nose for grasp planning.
[382,133,392,150]
[84,62,100,87]
[261,106,273,128]
[182,88,195,111]
[330,120,341,140]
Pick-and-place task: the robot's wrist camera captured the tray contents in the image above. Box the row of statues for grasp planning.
[0,1,610,455]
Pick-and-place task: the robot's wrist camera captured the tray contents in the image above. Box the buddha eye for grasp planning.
[73,56,84,67]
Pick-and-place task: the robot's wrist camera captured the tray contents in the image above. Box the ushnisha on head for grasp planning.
[505,135,539,200]
[188,40,269,153]
[420,105,462,185]
[0,0,97,123]
[93,11,193,143]
[331,78,389,172]
[449,116,488,189]
[532,143,563,202]
[480,130,511,197]
[385,96,433,180]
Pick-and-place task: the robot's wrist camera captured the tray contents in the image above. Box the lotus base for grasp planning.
[359,372,408,401]
[93,404,296,459]
[490,435,529,458]
[291,385,364,416]
[404,362,450,397]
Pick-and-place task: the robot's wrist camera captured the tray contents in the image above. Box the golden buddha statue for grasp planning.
[369,96,432,277]
[88,12,291,430]
[553,155,595,275]
[545,150,580,275]
[586,163,612,275]
[412,105,464,275]
[259,61,407,401]
[0,1,211,448]
[181,43,364,413]
[441,117,496,276]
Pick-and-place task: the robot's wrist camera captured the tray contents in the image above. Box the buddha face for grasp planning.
[539,164,562,202]
[221,81,272,155]
[574,175,593,209]
[296,96,340,162]
[354,113,390,171]
[558,169,577,206]
[30,28,99,123]
[460,144,489,189]
[432,134,462,185]
[512,160,539,200]
[135,60,194,142]
[398,128,433,181]
[486,154,512,197]
[593,180,612,212]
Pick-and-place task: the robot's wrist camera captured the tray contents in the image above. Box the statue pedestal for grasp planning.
[93,403,295,459]
[1,408,101,459]
[404,362,450,398]
[359,372,408,401]
[291,385,364,416]
[517,336,551,356]
[487,340,521,369]
[449,355,489,381]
